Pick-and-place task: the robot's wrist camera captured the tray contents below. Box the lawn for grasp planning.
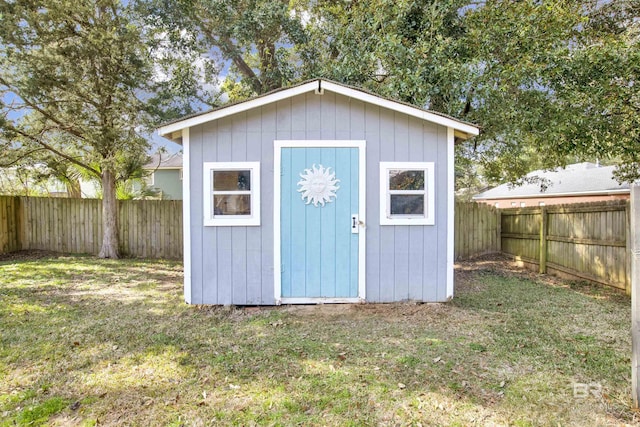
[0,252,636,426]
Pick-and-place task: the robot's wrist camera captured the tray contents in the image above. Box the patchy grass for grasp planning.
[0,254,636,426]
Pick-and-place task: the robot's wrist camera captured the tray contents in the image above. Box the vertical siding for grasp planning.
[364,103,381,301]
[190,91,450,304]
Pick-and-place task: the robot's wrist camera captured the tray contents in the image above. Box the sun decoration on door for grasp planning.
[297,164,340,207]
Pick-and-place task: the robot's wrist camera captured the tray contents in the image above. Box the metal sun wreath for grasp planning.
[297,164,340,207]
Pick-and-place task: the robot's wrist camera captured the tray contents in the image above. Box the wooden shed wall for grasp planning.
[187,91,450,304]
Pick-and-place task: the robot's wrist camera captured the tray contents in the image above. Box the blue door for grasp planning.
[280,147,359,299]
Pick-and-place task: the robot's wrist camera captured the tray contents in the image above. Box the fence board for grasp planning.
[0,197,21,254]
[454,202,500,260]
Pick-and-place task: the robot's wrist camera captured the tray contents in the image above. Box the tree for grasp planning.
[0,0,154,258]
[142,0,637,187]
[460,0,639,184]
[141,0,310,101]
[303,0,638,185]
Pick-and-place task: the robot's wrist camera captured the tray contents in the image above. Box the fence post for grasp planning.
[496,209,502,252]
[631,184,640,407]
[539,207,547,274]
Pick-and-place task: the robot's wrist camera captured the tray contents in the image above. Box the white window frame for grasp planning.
[203,162,260,226]
[379,161,435,226]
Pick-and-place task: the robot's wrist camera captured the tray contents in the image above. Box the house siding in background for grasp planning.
[145,153,183,200]
[151,169,182,200]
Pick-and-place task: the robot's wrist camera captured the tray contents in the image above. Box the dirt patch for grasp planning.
[456,252,570,289]
[0,250,62,262]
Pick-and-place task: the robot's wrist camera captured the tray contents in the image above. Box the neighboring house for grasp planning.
[473,162,630,208]
[144,153,183,200]
[159,79,479,305]
[0,164,78,197]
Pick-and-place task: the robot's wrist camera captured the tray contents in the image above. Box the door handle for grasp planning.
[351,214,360,234]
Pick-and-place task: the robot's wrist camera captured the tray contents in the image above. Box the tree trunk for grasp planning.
[66,178,82,198]
[98,169,119,258]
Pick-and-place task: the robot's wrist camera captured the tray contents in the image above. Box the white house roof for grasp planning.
[473,162,630,200]
[145,152,182,170]
[158,79,480,143]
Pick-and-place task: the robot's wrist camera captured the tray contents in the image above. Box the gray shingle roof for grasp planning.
[144,152,182,169]
[473,162,629,200]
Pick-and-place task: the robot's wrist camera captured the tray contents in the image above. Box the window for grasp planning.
[520,202,526,208]
[380,162,435,225]
[539,201,546,207]
[203,162,260,226]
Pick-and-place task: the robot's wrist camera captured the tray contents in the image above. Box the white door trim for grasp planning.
[273,140,366,304]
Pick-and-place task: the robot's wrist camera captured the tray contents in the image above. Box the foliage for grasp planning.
[301,1,639,185]
[140,0,310,99]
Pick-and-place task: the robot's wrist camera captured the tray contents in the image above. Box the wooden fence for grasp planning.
[501,200,630,292]
[454,202,500,260]
[0,197,633,292]
[0,196,182,259]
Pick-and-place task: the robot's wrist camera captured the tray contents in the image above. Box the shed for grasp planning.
[159,79,479,305]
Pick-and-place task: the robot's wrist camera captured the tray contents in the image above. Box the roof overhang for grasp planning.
[473,188,631,201]
[158,79,480,144]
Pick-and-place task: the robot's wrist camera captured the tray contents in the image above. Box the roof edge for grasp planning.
[158,79,480,141]
[473,188,630,200]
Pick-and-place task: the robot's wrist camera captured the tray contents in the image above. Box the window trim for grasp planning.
[379,162,435,225]
[203,162,260,226]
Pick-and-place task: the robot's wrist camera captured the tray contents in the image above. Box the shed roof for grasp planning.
[473,162,630,200]
[158,79,480,143]
[144,152,182,170]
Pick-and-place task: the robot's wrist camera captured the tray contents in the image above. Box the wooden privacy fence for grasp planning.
[501,200,630,292]
[0,196,633,292]
[0,196,182,259]
[454,202,500,260]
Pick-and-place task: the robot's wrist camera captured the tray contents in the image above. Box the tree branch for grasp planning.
[0,76,89,142]
[0,148,47,168]
[10,126,101,178]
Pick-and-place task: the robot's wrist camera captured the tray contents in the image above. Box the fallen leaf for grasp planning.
[433,357,441,363]
[398,383,406,389]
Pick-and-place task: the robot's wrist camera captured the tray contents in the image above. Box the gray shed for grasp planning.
[159,79,479,305]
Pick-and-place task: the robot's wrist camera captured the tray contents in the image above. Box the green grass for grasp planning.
[0,254,636,426]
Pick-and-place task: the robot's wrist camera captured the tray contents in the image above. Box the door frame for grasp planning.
[273,140,366,304]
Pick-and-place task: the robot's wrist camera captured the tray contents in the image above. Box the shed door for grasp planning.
[280,147,359,299]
